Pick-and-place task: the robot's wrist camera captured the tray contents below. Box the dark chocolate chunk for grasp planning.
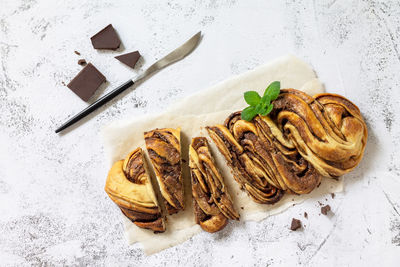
[290,218,302,231]
[67,63,106,101]
[78,59,87,66]
[74,50,81,55]
[90,24,121,50]
[321,205,331,215]
[115,51,141,69]
[304,212,308,219]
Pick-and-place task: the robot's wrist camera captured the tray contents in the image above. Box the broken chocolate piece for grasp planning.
[74,50,81,55]
[115,51,141,69]
[90,24,121,50]
[78,59,87,66]
[67,63,106,101]
[290,218,302,231]
[321,205,331,215]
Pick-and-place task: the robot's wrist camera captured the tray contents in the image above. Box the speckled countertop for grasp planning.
[1,0,400,266]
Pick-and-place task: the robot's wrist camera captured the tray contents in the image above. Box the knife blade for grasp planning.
[55,31,202,133]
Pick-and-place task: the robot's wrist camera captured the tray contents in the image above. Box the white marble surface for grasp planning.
[0,0,400,266]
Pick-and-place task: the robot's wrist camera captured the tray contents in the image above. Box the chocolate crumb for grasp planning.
[182,159,187,163]
[78,59,87,66]
[240,207,244,210]
[331,193,335,199]
[318,201,323,206]
[304,212,308,219]
[74,50,81,55]
[321,205,331,215]
[290,218,302,231]
[62,81,66,86]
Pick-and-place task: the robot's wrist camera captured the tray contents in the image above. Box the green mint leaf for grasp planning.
[244,91,261,106]
[254,102,264,114]
[260,104,274,116]
[264,81,280,101]
[241,106,258,121]
[242,81,280,121]
[260,94,271,108]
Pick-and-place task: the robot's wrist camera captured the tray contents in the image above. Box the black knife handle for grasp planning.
[55,79,135,133]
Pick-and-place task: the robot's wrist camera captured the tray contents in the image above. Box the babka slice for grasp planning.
[189,137,239,233]
[144,128,184,215]
[105,148,165,232]
[207,124,284,204]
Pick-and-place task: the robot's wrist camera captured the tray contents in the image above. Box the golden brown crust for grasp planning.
[105,148,166,232]
[225,111,321,195]
[206,125,284,204]
[272,89,368,177]
[189,137,239,233]
[251,114,321,194]
[144,128,184,215]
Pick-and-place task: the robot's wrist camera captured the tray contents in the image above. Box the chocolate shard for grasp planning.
[67,63,106,101]
[290,218,302,231]
[115,51,141,69]
[321,205,331,215]
[90,24,121,50]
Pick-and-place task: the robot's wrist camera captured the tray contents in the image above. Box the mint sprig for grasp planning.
[241,81,280,121]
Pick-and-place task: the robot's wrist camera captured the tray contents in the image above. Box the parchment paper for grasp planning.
[102,55,343,255]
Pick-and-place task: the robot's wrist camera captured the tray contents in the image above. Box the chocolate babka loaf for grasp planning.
[207,89,367,202]
[144,128,184,215]
[189,137,239,233]
[105,148,165,232]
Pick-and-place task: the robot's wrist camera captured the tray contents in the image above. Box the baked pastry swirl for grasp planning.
[271,89,368,177]
[144,128,184,215]
[206,123,284,204]
[233,111,321,194]
[189,137,239,232]
[105,148,166,232]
